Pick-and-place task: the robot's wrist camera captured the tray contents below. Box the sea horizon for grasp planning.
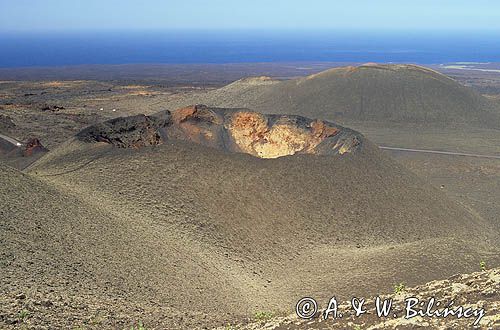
[2,29,500,68]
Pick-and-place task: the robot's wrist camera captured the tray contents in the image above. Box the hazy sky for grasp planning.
[1,0,499,32]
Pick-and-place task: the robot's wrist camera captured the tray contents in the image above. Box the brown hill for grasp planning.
[1,107,499,329]
[176,64,500,126]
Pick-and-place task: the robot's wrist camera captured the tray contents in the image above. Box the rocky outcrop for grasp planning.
[40,105,65,112]
[23,138,48,157]
[76,105,363,158]
[0,135,48,169]
[221,267,500,330]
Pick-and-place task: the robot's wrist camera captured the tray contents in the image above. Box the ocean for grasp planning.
[1,30,500,67]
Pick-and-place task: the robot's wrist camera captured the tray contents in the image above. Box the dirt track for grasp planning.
[379,146,500,160]
[0,133,22,147]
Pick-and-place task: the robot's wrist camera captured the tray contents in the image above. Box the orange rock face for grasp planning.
[225,112,339,158]
[171,105,198,123]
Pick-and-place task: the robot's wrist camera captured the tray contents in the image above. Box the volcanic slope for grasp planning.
[173,64,500,126]
[0,158,260,329]
[2,107,499,328]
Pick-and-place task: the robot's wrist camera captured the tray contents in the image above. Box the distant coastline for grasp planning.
[1,62,500,85]
[2,30,500,68]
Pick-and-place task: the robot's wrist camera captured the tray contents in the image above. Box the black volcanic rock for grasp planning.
[76,113,171,148]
